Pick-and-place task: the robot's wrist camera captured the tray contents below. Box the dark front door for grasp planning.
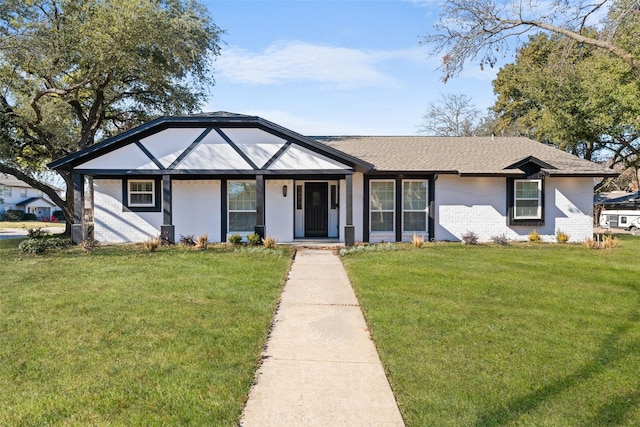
[305,182,328,237]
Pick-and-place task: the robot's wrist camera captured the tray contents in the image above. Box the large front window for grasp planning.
[403,180,427,232]
[514,179,542,219]
[128,180,155,207]
[228,181,256,232]
[370,181,394,232]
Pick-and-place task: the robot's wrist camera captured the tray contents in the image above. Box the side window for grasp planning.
[370,181,395,232]
[123,178,161,212]
[402,180,428,232]
[128,180,155,207]
[228,180,257,232]
[514,179,542,219]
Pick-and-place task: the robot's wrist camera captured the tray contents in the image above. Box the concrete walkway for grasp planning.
[240,249,405,426]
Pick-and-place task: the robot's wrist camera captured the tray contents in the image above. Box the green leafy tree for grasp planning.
[423,0,640,82]
[491,33,640,164]
[0,0,222,233]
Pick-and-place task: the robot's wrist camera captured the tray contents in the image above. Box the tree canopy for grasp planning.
[423,0,640,82]
[491,33,640,165]
[0,0,222,227]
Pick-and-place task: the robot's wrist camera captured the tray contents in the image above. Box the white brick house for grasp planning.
[0,174,62,220]
[48,112,616,245]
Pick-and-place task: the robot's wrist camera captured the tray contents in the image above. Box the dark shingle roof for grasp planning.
[315,136,616,176]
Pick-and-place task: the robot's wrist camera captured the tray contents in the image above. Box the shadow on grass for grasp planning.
[475,309,640,426]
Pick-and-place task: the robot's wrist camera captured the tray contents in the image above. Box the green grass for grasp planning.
[0,220,65,229]
[342,236,640,426]
[0,240,292,426]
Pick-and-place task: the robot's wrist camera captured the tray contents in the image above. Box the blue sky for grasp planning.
[202,0,502,135]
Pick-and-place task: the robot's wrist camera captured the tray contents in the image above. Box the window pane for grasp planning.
[516,181,538,198]
[404,211,426,231]
[515,200,539,217]
[403,181,427,210]
[131,193,153,205]
[130,181,153,192]
[371,181,394,210]
[371,212,394,231]
[229,212,256,232]
[229,181,256,210]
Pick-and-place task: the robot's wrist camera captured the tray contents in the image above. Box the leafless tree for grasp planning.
[423,0,640,82]
[419,93,481,136]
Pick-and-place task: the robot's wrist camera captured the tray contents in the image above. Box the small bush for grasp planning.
[411,232,425,248]
[52,210,66,221]
[490,233,510,245]
[247,232,262,246]
[179,234,195,246]
[81,238,99,253]
[5,209,25,221]
[262,236,277,249]
[23,213,38,221]
[228,234,242,245]
[528,229,541,243]
[194,234,209,250]
[143,238,161,252]
[18,237,71,254]
[602,233,618,250]
[461,231,479,245]
[584,233,618,250]
[27,227,50,239]
[556,229,570,243]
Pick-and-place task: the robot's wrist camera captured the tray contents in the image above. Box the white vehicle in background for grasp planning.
[599,210,640,235]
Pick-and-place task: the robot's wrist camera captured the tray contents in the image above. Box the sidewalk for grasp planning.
[240,249,405,426]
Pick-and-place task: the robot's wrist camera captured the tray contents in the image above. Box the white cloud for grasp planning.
[216,41,426,89]
[233,108,377,135]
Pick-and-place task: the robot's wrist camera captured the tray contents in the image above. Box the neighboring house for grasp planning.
[48,112,616,245]
[0,174,62,220]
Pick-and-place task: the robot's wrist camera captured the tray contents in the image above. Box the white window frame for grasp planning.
[4,187,11,197]
[20,188,27,198]
[370,180,395,233]
[402,180,428,232]
[514,179,542,220]
[228,180,257,233]
[128,179,155,207]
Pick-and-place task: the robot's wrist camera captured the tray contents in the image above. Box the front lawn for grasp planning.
[0,220,65,229]
[342,237,640,426]
[0,240,292,425]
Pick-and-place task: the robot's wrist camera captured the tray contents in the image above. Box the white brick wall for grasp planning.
[352,172,364,242]
[434,175,595,242]
[546,177,594,243]
[172,180,221,242]
[93,179,161,243]
[266,179,294,242]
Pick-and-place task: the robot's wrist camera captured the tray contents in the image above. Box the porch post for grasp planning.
[160,175,174,243]
[254,175,266,238]
[71,172,85,244]
[344,174,355,246]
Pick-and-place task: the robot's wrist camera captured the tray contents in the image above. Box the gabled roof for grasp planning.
[48,112,373,173]
[1,174,33,188]
[316,136,617,177]
[16,197,55,207]
[47,113,616,178]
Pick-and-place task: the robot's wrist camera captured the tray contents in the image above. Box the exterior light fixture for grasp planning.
[282,185,288,197]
